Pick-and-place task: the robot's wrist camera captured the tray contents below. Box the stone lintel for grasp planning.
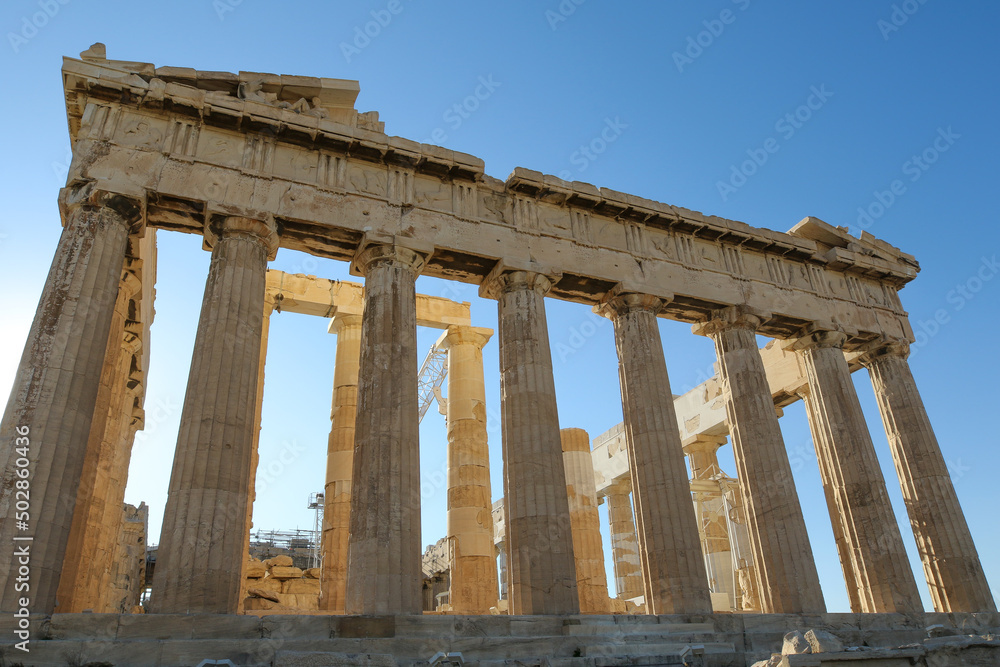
[73,144,915,343]
[264,271,472,328]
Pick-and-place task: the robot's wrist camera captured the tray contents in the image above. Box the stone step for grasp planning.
[563,621,717,636]
[422,657,689,667]
[0,635,738,667]
[275,655,692,667]
[9,611,995,667]
[582,641,736,657]
[274,653,398,667]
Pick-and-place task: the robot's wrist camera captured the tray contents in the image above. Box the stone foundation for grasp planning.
[1,612,997,666]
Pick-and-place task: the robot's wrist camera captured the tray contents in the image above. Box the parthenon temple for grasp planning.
[0,44,996,665]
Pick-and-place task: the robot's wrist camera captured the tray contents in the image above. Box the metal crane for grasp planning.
[417,342,449,422]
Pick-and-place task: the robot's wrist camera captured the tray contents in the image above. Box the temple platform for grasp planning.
[2,611,998,666]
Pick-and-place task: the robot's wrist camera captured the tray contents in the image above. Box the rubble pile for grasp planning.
[752,625,1000,667]
[242,555,321,613]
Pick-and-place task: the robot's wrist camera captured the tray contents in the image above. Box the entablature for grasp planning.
[60,52,918,348]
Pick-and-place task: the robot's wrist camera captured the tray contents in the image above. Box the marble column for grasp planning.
[154,215,278,614]
[55,262,140,612]
[561,428,610,613]
[683,435,736,609]
[320,311,362,613]
[694,306,825,614]
[238,290,276,609]
[789,328,922,613]
[861,340,995,612]
[597,290,712,614]
[345,244,426,615]
[0,189,141,613]
[606,484,643,601]
[799,388,863,612]
[441,325,499,614]
[682,434,760,611]
[479,268,579,615]
[94,345,145,612]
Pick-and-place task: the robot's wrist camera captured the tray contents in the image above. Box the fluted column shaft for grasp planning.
[607,486,643,601]
[0,191,140,612]
[345,244,426,615]
[599,291,711,614]
[93,352,143,613]
[791,330,921,613]
[442,325,498,614]
[237,291,275,610]
[694,307,825,613]
[61,265,145,612]
[481,269,579,615]
[55,266,137,611]
[800,389,862,612]
[862,342,995,612]
[320,312,362,613]
[154,215,277,614]
[561,428,610,613]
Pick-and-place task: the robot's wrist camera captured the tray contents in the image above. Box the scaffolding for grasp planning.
[307,492,324,569]
[248,528,320,565]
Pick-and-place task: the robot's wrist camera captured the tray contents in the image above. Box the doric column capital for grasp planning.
[857,337,911,367]
[351,242,428,278]
[784,324,849,352]
[691,305,771,338]
[478,263,560,300]
[606,478,632,496]
[681,433,728,455]
[328,312,364,334]
[59,184,145,235]
[440,325,493,351]
[204,215,279,260]
[594,284,670,320]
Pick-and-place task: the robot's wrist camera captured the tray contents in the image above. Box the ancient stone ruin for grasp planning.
[0,44,996,665]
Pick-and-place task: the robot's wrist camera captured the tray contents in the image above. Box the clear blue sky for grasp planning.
[1,1,997,613]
